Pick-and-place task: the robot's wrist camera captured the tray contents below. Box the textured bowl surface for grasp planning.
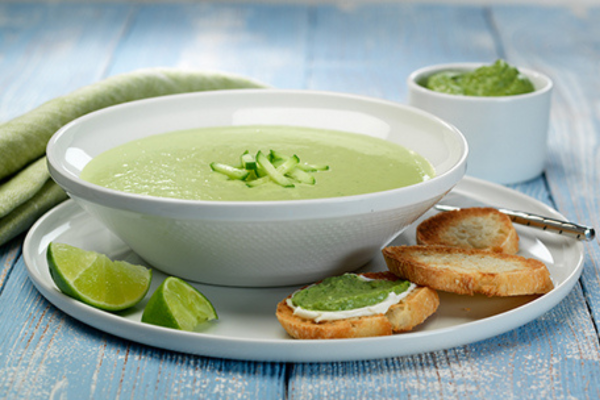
[47,89,467,287]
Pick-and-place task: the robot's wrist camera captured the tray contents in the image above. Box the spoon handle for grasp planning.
[434,204,595,241]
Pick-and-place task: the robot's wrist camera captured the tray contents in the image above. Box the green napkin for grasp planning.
[0,176,68,246]
[0,68,267,246]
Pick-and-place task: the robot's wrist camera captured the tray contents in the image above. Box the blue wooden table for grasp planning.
[1,1,599,398]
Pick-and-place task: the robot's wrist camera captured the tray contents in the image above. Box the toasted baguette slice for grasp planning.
[417,207,519,254]
[382,245,553,296]
[276,272,439,340]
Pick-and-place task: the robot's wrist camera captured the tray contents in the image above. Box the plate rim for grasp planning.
[22,176,585,362]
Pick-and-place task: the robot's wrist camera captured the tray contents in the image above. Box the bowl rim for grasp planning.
[47,89,468,220]
[407,62,553,101]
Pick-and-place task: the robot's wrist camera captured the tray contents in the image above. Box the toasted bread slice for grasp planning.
[417,207,519,254]
[382,245,553,296]
[276,272,439,340]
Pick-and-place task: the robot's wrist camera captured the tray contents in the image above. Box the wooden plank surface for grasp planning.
[0,3,135,119]
[307,3,499,100]
[0,2,599,399]
[106,3,311,88]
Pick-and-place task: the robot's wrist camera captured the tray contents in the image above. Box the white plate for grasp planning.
[23,176,584,362]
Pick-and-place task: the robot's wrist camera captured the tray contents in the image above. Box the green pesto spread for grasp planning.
[423,59,535,97]
[291,274,412,311]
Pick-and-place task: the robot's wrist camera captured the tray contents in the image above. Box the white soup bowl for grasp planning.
[47,89,467,287]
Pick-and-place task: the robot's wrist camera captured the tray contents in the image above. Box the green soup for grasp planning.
[80,125,434,201]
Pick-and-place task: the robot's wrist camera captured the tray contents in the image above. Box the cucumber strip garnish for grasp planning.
[274,153,300,175]
[256,151,295,188]
[269,150,289,162]
[210,162,249,180]
[297,163,330,172]
[254,162,268,177]
[287,167,316,185]
[244,169,258,181]
[269,150,288,168]
[247,154,299,187]
[211,150,328,187]
[246,176,270,187]
[241,152,257,170]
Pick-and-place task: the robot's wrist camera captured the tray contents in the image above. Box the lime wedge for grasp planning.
[141,276,218,331]
[47,242,152,312]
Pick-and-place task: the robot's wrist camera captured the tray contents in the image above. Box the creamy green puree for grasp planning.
[291,274,412,311]
[80,125,434,202]
[424,59,535,97]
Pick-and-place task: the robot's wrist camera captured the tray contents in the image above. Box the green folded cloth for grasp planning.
[0,175,68,246]
[0,68,267,246]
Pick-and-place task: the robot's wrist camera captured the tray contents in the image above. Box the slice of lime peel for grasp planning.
[47,242,152,312]
[141,276,218,331]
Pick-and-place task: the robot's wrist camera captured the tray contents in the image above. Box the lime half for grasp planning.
[47,242,152,312]
[141,276,218,331]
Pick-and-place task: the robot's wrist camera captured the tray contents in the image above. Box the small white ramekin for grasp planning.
[408,62,553,184]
